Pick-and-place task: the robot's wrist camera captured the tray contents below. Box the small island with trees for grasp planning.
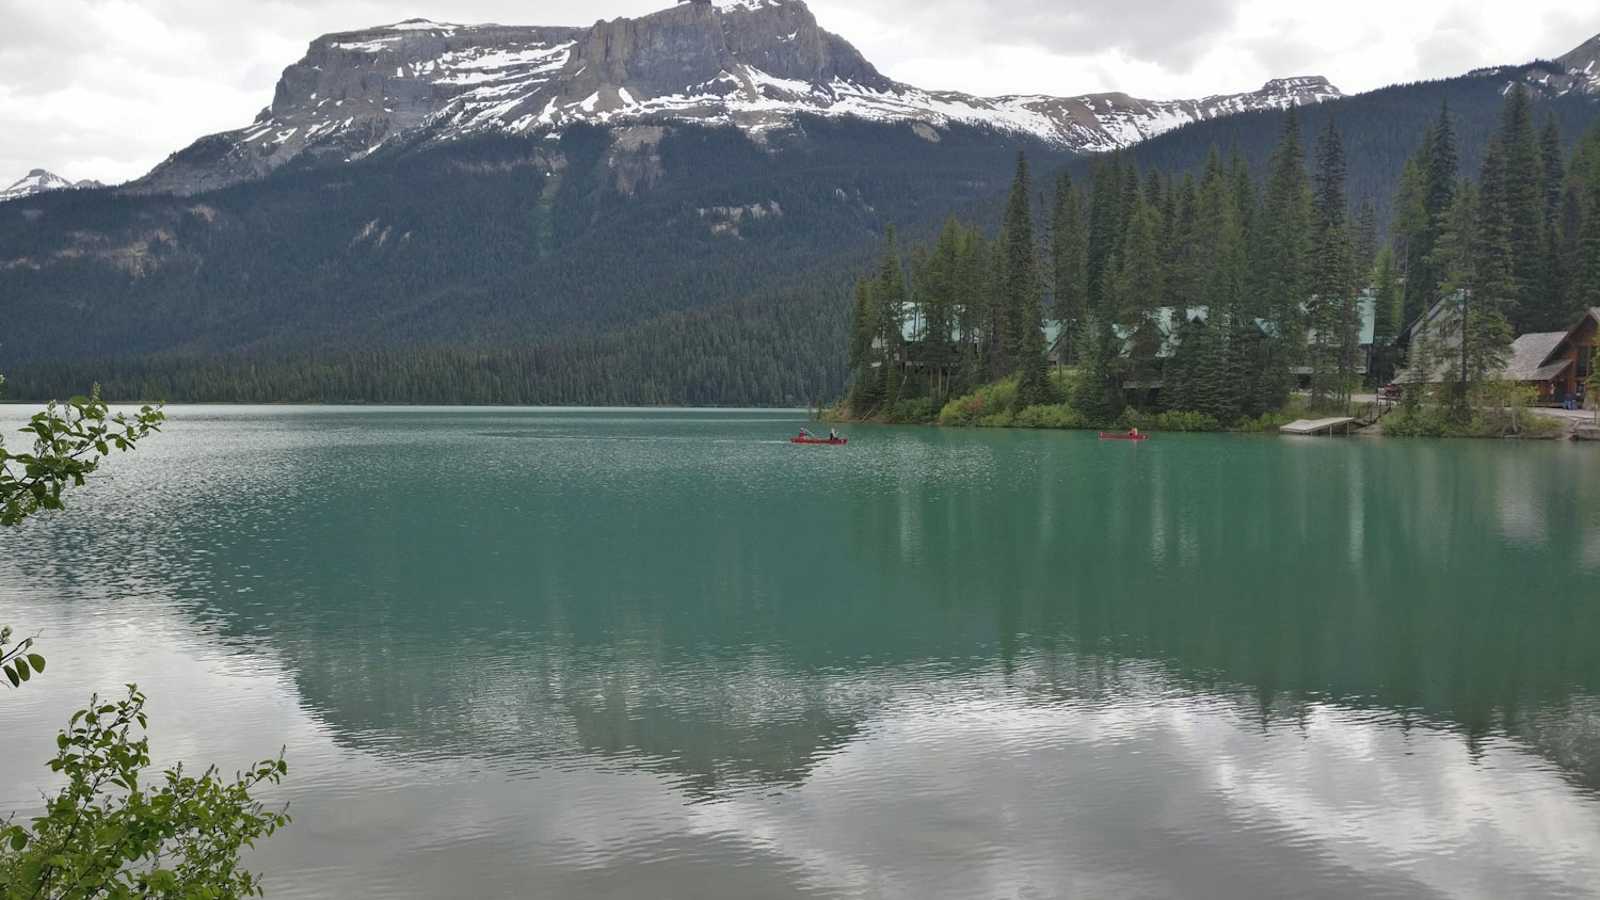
[836,86,1600,440]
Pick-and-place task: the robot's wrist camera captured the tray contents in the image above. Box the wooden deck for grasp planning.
[1280,417,1358,436]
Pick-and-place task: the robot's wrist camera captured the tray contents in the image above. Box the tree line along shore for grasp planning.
[836,86,1600,440]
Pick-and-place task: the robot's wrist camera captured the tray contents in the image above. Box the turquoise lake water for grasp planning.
[3,406,1600,898]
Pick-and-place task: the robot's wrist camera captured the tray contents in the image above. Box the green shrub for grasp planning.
[938,378,1020,426]
[1383,403,1565,439]
[1012,404,1088,429]
[883,397,938,424]
[1121,408,1223,433]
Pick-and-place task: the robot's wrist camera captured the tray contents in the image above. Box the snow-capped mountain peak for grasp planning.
[0,169,102,202]
[133,0,1343,195]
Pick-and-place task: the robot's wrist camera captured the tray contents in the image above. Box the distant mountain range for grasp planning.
[0,169,103,202]
[2,0,1598,405]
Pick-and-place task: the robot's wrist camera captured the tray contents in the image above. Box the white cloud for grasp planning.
[1,0,1596,185]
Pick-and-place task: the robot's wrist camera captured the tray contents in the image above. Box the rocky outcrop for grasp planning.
[1559,35,1600,91]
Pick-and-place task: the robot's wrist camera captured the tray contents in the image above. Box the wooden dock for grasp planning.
[1280,417,1358,436]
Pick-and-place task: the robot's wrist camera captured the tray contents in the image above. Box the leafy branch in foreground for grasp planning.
[0,376,164,690]
[0,627,46,690]
[0,378,166,528]
[0,686,290,899]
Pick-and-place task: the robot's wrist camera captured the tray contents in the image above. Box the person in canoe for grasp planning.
[798,427,814,439]
[1130,427,1141,439]
[829,428,840,441]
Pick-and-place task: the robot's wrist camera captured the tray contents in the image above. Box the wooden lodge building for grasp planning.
[1505,308,1599,405]
[1398,302,1600,405]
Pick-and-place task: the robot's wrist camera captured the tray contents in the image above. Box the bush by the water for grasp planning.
[1120,408,1223,433]
[1384,383,1566,439]
[937,378,1020,426]
[1383,405,1564,438]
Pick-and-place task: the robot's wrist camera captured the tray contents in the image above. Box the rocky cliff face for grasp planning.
[134,0,1344,196]
[1559,35,1600,90]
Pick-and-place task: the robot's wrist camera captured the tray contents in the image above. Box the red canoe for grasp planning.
[1098,432,1149,442]
[792,437,848,445]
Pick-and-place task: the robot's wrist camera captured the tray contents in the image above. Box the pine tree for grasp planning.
[1370,247,1402,386]
[1404,103,1459,333]
[920,218,963,401]
[847,277,882,409]
[1534,118,1570,329]
[1197,147,1249,421]
[1164,313,1202,413]
[1086,157,1124,317]
[1252,109,1313,409]
[952,224,989,395]
[1072,312,1123,422]
[1164,175,1201,309]
[1117,191,1166,389]
[1051,173,1087,357]
[875,227,908,407]
[1499,86,1546,331]
[1583,180,1600,310]
[1309,119,1354,409]
[998,154,1052,404]
[1352,200,1379,280]
[1391,155,1428,319]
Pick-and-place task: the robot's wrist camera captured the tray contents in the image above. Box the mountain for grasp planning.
[0,169,101,202]
[133,0,1340,195]
[1559,35,1600,90]
[2,7,1599,406]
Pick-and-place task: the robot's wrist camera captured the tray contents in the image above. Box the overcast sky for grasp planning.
[3,0,1598,186]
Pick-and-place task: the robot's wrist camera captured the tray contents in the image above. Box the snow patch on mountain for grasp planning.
[1,169,102,203]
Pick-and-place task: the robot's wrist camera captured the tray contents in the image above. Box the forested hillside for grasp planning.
[1083,63,1600,227]
[3,65,1599,405]
[2,120,1062,404]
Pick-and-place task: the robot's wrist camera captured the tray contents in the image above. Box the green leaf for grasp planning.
[27,653,45,673]
[15,657,29,681]
[4,665,17,688]
[7,829,26,851]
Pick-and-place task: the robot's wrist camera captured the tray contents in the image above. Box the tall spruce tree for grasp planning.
[920,218,963,401]
[1051,173,1088,358]
[1404,103,1459,332]
[1499,86,1546,331]
[848,276,883,410]
[876,227,908,407]
[1370,247,1402,387]
[1252,109,1313,409]
[1117,191,1166,390]
[999,153,1052,405]
[1310,119,1355,409]
[1353,200,1380,280]
[1583,180,1600,309]
[1165,175,1201,309]
[1086,156,1124,317]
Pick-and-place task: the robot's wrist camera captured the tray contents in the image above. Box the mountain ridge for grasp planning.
[132,0,1343,196]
